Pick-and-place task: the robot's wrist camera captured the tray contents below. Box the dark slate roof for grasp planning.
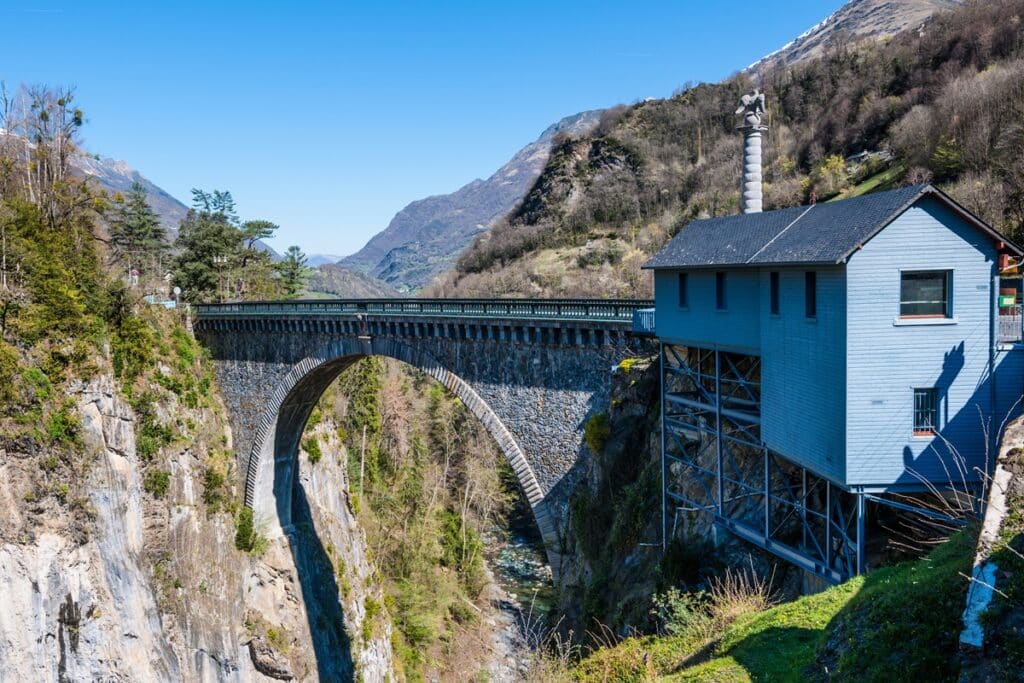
[644,184,1021,269]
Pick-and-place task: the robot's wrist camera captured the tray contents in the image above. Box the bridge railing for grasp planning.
[195,298,654,324]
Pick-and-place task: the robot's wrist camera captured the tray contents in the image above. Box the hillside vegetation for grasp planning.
[564,531,975,682]
[298,358,525,681]
[305,262,400,299]
[427,0,1024,298]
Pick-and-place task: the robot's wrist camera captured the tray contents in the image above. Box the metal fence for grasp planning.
[195,298,654,324]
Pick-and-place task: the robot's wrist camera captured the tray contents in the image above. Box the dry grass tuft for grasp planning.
[706,564,772,627]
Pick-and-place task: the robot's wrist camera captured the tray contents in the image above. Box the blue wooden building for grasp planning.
[644,184,1024,582]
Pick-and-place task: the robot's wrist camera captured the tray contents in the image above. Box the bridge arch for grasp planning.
[244,334,558,554]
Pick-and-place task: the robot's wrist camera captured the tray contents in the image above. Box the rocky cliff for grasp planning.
[0,322,393,682]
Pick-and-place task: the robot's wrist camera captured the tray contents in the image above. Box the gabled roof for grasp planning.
[643,184,1023,270]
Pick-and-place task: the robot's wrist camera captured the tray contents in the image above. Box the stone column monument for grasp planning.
[736,89,767,214]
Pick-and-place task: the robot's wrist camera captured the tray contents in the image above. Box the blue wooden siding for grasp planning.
[845,197,998,489]
[995,348,1024,427]
[653,269,761,352]
[760,267,847,482]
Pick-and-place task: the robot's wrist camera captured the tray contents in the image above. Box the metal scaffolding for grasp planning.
[660,343,863,584]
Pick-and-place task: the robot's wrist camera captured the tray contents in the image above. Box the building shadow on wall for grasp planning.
[894,340,1016,489]
[284,479,355,681]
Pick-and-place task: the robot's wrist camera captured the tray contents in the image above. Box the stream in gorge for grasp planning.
[477,489,557,679]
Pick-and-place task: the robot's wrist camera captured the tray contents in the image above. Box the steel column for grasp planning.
[856,493,866,575]
[715,350,724,517]
[660,343,668,551]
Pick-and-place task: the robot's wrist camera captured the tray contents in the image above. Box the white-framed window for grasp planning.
[900,270,952,318]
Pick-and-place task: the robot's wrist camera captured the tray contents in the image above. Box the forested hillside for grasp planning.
[306,263,399,299]
[427,0,1024,298]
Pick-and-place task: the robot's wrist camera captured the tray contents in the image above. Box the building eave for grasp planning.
[836,185,1024,262]
[643,260,844,271]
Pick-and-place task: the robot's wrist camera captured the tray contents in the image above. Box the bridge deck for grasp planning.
[196,298,654,326]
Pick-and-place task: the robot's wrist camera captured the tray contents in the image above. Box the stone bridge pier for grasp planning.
[193,300,652,577]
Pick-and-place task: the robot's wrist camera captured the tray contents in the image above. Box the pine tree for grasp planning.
[277,245,309,298]
[109,181,167,281]
[172,191,243,303]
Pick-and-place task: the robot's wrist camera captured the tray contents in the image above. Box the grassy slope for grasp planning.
[829,165,905,202]
[577,531,975,682]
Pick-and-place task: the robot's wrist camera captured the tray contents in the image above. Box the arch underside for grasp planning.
[244,336,558,554]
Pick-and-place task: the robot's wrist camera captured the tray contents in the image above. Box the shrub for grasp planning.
[111,314,155,382]
[203,466,229,513]
[266,626,289,652]
[608,469,657,553]
[651,566,770,644]
[234,506,254,550]
[171,326,196,371]
[0,340,20,404]
[584,412,611,454]
[143,469,171,498]
[138,418,173,460]
[302,436,322,464]
[234,507,268,555]
[652,587,712,640]
[363,596,382,642]
[46,403,80,445]
[22,367,52,403]
[306,406,323,429]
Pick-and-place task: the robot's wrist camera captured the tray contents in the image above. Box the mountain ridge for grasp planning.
[747,0,962,74]
[342,109,604,292]
[71,153,189,234]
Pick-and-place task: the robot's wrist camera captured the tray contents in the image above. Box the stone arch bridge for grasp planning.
[194,299,654,574]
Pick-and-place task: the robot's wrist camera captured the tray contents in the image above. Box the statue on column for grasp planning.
[736,89,766,129]
[736,89,767,214]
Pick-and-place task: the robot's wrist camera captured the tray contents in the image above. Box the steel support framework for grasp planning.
[660,343,863,584]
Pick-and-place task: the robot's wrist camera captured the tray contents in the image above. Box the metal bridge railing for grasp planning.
[195,298,654,324]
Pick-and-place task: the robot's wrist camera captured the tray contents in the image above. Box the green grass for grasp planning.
[829,165,905,202]
[577,530,975,682]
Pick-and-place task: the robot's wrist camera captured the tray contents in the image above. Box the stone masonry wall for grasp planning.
[195,315,649,576]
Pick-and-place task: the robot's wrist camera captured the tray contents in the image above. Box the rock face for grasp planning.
[342,109,603,291]
[958,414,1024,680]
[0,373,393,681]
[293,425,394,681]
[747,0,961,74]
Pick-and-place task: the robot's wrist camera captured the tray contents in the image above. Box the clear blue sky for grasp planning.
[2,1,844,256]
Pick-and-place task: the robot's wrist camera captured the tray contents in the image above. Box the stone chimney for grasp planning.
[736,89,767,214]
